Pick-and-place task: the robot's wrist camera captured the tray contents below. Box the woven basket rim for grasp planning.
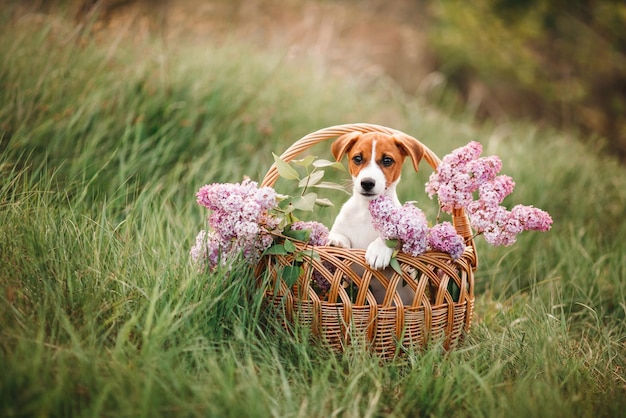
[262,234,476,305]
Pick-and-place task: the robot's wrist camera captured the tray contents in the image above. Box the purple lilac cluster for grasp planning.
[468,202,553,246]
[425,141,502,212]
[427,222,466,260]
[368,196,429,257]
[290,221,330,246]
[369,196,466,259]
[426,141,553,246]
[190,179,279,270]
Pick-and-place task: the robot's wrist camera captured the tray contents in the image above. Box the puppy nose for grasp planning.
[361,178,376,192]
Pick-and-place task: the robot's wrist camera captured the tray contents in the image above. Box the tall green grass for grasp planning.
[1,8,625,417]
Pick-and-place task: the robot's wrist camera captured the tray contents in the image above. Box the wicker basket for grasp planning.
[254,123,478,358]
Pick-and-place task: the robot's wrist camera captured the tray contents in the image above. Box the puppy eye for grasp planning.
[352,155,363,165]
[382,156,394,167]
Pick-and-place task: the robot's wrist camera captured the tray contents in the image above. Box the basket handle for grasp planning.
[260,123,476,264]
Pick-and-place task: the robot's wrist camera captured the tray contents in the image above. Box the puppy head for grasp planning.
[331,131,424,198]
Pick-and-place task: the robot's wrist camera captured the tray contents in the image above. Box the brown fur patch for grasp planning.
[345,132,407,187]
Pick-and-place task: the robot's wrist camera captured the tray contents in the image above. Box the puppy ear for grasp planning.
[393,134,424,172]
[331,131,361,161]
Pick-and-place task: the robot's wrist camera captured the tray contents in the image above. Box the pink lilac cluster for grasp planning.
[426,141,553,246]
[290,221,330,246]
[369,196,466,259]
[425,141,502,212]
[190,179,279,270]
[427,222,466,260]
[368,196,429,257]
[468,201,553,246]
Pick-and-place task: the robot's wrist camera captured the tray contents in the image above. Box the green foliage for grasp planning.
[1,7,625,418]
[272,153,348,225]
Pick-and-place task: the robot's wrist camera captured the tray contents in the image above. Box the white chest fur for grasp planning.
[331,197,379,250]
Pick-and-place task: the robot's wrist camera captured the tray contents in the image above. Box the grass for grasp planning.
[1,7,625,418]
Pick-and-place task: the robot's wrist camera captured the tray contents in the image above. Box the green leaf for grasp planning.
[281,265,302,287]
[313,159,347,171]
[447,280,460,302]
[305,250,321,261]
[389,257,403,275]
[385,239,399,249]
[315,197,334,207]
[298,170,325,188]
[273,153,300,180]
[263,244,288,255]
[283,239,297,253]
[278,196,293,208]
[283,204,296,216]
[283,228,311,242]
[287,211,299,225]
[292,155,317,167]
[312,181,351,194]
[279,198,302,218]
[291,192,318,211]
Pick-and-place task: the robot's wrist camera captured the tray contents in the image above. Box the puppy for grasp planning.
[328,131,424,305]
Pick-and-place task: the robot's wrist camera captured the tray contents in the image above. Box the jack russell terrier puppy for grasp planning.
[328,131,424,305]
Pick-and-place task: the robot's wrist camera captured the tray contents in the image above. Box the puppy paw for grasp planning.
[365,238,394,270]
[328,232,351,249]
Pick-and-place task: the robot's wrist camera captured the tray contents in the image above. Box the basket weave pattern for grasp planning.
[255,123,478,357]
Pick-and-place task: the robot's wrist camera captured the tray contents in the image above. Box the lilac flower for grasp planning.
[369,195,466,259]
[191,179,279,271]
[477,175,515,207]
[290,221,330,246]
[467,201,553,247]
[426,141,553,247]
[428,222,466,260]
[196,179,276,215]
[397,202,429,256]
[510,205,553,232]
[190,230,225,271]
[466,200,509,237]
[425,141,485,211]
[369,196,429,257]
[471,204,518,246]
[466,155,502,186]
[369,195,402,240]
[426,142,507,212]
[190,229,208,265]
[433,175,475,212]
[437,141,483,176]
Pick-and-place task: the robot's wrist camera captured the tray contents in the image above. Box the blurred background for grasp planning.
[15,0,626,159]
